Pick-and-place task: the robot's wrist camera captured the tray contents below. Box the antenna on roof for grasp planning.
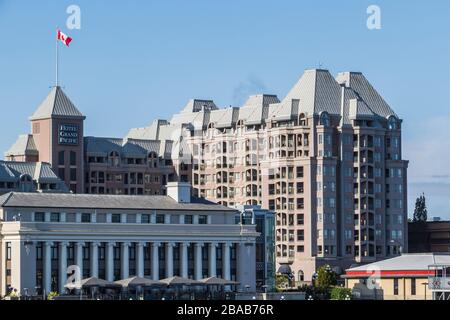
[318,62,324,69]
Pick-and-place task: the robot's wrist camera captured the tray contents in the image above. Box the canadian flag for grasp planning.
[57,30,72,46]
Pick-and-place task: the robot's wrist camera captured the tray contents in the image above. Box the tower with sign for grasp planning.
[28,86,85,193]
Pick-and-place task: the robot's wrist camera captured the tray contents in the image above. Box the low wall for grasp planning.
[235,292,305,300]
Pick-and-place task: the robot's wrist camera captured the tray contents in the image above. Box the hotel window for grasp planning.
[34,212,45,222]
[345,245,352,255]
[70,168,77,182]
[329,198,336,208]
[198,215,208,224]
[297,230,304,241]
[81,213,91,223]
[6,242,11,260]
[393,278,399,295]
[297,245,304,253]
[68,245,74,260]
[114,246,120,260]
[99,246,105,260]
[297,214,304,225]
[129,245,136,260]
[297,166,304,178]
[51,246,58,260]
[50,212,60,222]
[33,122,40,134]
[58,151,65,166]
[111,214,121,223]
[374,168,381,177]
[375,184,382,193]
[374,136,382,147]
[70,151,77,166]
[141,214,151,224]
[411,279,416,295]
[58,168,65,180]
[36,243,43,260]
[144,246,151,260]
[156,214,165,224]
[185,215,193,224]
[375,199,382,209]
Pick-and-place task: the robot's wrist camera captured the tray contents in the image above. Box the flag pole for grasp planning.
[55,27,59,87]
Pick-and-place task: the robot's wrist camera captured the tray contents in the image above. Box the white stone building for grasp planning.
[0,182,257,296]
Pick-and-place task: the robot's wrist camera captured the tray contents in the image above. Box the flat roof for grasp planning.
[0,192,236,212]
[345,253,450,278]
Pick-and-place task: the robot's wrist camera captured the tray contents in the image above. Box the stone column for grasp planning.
[180,242,189,278]
[151,242,160,280]
[75,242,85,278]
[90,242,100,278]
[194,243,203,280]
[43,241,53,295]
[58,242,68,293]
[165,242,174,278]
[136,242,146,278]
[208,242,217,277]
[222,242,231,280]
[121,242,130,279]
[106,242,115,281]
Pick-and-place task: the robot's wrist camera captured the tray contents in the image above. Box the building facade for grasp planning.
[5,68,408,282]
[234,205,276,291]
[0,161,68,195]
[409,221,450,253]
[0,183,257,296]
[344,253,450,300]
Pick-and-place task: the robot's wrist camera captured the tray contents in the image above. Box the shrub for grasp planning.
[47,292,59,300]
[330,287,352,300]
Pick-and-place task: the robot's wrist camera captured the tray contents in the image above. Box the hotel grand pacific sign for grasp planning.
[58,124,79,145]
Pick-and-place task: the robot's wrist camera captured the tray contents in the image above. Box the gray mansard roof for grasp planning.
[4,134,38,157]
[84,137,162,157]
[0,161,67,184]
[83,69,399,160]
[145,69,398,132]
[0,192,237,211]
[30,86,85,121]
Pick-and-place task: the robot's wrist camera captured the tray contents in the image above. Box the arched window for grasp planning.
[297,270,304,282]
[20,174,33,192]
[319,112,330,126]
[388,115,398,130]
[148,152,158,168]
[109,151,120,167]
[299,113,306,126]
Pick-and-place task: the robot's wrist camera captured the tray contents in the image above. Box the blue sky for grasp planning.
[1,0,450,218]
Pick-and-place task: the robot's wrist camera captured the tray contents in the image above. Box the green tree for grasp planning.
[413,193,428,223]
[275,274,289,291]
[315,265,337,289]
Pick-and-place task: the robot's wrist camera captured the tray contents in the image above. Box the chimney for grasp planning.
[166,182,191,203]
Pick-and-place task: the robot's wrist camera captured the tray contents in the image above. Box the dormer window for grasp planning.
[319,112,330,126]
[109,151,120,167]
[388,116,398,130]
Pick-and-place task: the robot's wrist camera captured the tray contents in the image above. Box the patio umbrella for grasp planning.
[159,276,204,286]
[200,277,239,286]
[114,276,166,288]
[65,277,120,289]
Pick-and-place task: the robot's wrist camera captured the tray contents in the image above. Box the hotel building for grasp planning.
[5,68,408,281]
[0,182,258,296]
[0,160,68,195]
